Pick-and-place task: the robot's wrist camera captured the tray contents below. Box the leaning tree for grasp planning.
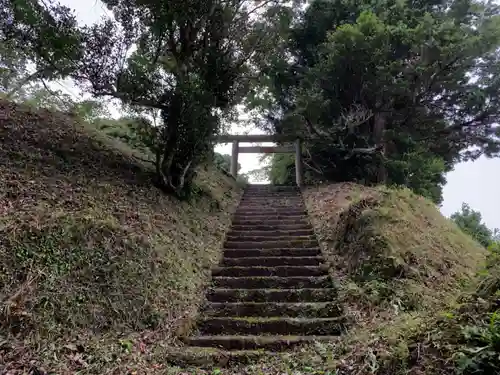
[1,0,302,196]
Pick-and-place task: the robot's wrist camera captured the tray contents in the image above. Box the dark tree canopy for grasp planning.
[248,0,500,203]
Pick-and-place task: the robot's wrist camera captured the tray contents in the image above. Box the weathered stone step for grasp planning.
[166,347,273,367]
[244,191,300,195]
[228,229,314,237]
[221,256,323,267]
[235,209,306,215]
[238,199,304,205]
[207,288,337,303]
[231,223,312,231]
[242,196,301,200]
[226,235,316,242]
[238,201,305,205]
[243,195,301,198]
[235,212,307,218]
[185,335,338,351]
[233,214,307,220]
[212,266,327,277]
[212,276,331,289]
[242,195,302,199]
[232,218,309,226]
[223,248,321,258]
[224,240,318,250]
[204,302,343,318]
[245,185,299,190]
[198,317,346,335]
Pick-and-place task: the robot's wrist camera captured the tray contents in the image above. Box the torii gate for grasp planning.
[216,134,304,186]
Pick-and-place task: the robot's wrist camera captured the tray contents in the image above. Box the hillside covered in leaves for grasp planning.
[0,99,241,374]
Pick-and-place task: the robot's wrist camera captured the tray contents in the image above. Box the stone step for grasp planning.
[245,185,299,191]
[234,212,307,218]
[224,240,318,250]
[241,194,302,198]
[223,248,321,258]
[227,229,314,237]
[233,214,307,220]
[212,276,332,289]
[226,235,316,242]
[238,199,304,205]
[221,256,323,267]
[203,302,343,318]
[211,266,327,277]
[235,209,306,215]
[244,188,300,192]
[240,198,304,202]
[241,192,304,201]
[238,201,305,205]
[231,224,313,232]
[231,218,310,226]
[185,335,338,351]
[166,347,272,367]
[197,317,346,335]
[207,288,337,303]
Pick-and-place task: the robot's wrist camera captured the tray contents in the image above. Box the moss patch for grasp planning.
[304,183,486,315]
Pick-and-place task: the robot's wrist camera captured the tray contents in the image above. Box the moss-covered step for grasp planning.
[185,335,339,351]
[231,218,309,226]
[234,208,307,215]
[232,213,308,221]
[203,301,343,318]
[223,240,318,250]
[221,256,323,267]
[211,265,328,277]
[206,288,338,303]
[227,229,314,237]
[212,276,332,289]
[223,248,321,258]
[166,347,275,367]
[197,316,347,336]
[231,223,313,231]
[226,234,316,242]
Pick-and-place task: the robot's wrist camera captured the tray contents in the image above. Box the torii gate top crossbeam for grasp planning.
[216,134,303,143]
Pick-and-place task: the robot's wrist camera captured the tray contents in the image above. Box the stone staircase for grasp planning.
[182,185,346,361]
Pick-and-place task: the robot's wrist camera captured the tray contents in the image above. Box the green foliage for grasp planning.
[456,311,500,374]
[250,0,500,202]
[451,203,496,248]
[93,116,156,155]
[213,152,249,186]
[1,0,302,197]
[213,153,243,175]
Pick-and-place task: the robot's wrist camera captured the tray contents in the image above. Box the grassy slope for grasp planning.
[301,183,488,374]
[167,183,490,375]
[0,100,241,374]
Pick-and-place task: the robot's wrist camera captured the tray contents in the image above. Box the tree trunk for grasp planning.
[373,112,387,184]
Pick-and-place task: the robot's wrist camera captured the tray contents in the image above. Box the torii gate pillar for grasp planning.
[230,140,239,178]
[295,139,303,187]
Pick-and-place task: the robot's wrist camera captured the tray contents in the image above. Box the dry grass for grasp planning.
[0,99,241,374]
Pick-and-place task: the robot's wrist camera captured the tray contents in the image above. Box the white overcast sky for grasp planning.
[56,0,500,230]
